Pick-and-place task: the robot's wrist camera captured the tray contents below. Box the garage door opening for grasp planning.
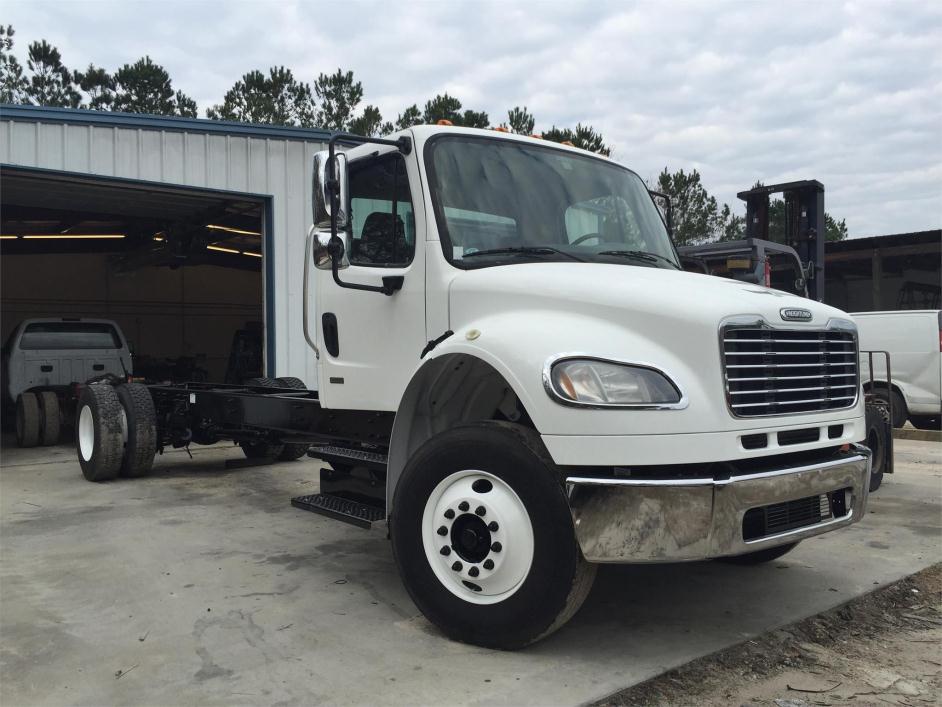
[1,168,270,387]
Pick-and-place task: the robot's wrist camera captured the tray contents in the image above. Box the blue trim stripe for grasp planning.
[0,103,334,143]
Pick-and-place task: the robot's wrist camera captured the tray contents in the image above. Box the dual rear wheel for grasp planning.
[76,383,157,482]
[15,391,60,447]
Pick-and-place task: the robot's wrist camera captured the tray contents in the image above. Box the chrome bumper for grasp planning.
[566,444,871,563]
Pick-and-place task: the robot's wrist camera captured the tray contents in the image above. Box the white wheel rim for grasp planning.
[78,405,94,462]
[421,470,534,605]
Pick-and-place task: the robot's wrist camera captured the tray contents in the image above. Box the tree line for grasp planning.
[0,24,846,243]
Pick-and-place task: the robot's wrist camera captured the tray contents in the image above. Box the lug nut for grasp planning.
[440,546,451,556]
[451,561,463,572]
[444,509,455,519]
[488,521,499,532]
[458,501,469,512]
[491,541,502,553]
[468,566,480,577]
[475,505,486,516]
[437,526,448,536]
[483,559,494,570]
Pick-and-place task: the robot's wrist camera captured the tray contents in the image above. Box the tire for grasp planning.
[274,376,309,461]
[720,542,800,565]
[871,387,906,429]
[76,384,124,482]
[240,440,285,459]
[910,414,941,431]
[116,383,157,478]
[38,391,61,446]
[15,392,40,447]
[390,422,597,650]
[244,376,279,388]
[865,402,889,492]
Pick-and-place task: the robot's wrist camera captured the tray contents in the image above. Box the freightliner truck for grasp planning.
[73,125,872,649]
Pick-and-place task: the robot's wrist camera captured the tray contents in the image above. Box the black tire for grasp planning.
[38,391,61,446]
[720,542,800,565]
[240,439,285,459]
[15,392,40,447]
[390,422,597,650]
[76,384,124,482]
[910,414,941,431]
[116,383,157,478]
[274,376,309,461]
[871,387,906,428]
[244,376,279,388]
[865,402,889,492]
[239,377,285,459]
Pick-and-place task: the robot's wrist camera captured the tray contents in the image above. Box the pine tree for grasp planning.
[0,25,28,104]
[207,67,316,126]
[112,56,196,117]
[26,39,80,107]
[505,106,535,135]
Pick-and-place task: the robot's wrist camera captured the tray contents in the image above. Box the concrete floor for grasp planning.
[1,435,939,706]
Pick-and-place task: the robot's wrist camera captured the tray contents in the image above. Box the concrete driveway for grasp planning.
[1,435,939,706]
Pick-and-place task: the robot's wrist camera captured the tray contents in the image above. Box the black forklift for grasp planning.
[674,180,893,491]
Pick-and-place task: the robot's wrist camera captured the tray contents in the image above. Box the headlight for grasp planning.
[545,358,684,408]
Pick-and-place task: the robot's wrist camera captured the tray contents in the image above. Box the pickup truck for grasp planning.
[2,318,132,447]
[71,125,872,649]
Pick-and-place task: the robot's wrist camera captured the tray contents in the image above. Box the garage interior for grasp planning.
[1,168,267,385]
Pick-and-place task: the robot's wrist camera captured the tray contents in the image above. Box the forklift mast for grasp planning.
[737,180,825,301]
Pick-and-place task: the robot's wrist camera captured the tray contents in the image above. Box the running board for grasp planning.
[291,492,385,529]
[307,445,388,471]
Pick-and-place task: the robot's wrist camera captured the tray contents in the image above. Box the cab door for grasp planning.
[314,145,427,411]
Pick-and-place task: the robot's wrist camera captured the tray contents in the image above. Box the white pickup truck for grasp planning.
[2,318,132,447]
[73,125,872,648]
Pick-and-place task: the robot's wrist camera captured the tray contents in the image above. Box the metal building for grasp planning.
[0,105,330,387]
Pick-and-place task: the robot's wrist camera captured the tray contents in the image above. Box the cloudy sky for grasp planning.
[5,0,941,237]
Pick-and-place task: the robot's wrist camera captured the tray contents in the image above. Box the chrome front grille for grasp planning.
[722,325,859,417]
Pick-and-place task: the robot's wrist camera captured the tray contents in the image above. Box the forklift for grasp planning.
[671,179,893,491]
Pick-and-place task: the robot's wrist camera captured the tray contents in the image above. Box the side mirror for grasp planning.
[314,229,349,270]
[312,150,349,230]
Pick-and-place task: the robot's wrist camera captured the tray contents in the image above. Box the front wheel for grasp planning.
[390,422,596,649]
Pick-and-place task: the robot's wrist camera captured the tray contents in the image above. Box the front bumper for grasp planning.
[566,444,871,563]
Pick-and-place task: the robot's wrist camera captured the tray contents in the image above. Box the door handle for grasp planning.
[92,364,105,371]
[40,365,53,372]
[322,313,340,357]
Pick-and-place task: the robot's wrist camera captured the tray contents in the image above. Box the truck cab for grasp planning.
[300,126,871,646]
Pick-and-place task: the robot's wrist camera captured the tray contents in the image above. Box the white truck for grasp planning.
[853,310,942,430]
[72,126,872,649]
[2,318,132,447]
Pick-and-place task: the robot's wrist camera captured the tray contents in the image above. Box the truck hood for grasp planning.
[448,262,848,329]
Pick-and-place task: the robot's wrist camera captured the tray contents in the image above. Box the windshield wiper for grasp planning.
[461,246,584,262]
[598,249,680,269]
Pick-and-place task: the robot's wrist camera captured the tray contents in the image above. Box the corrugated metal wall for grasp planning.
[0,111,328,388]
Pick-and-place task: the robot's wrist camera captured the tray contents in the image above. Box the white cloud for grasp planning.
[4,0,941,236]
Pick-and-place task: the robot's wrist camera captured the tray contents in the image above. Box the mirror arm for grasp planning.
[326,132,412,296]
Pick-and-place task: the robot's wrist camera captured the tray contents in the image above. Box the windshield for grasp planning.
[425,135,679,269]
[19,322,121,350]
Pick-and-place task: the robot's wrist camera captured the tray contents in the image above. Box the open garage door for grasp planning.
[1,168,270,385]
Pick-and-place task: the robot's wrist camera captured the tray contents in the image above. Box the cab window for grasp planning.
[348,153,415,267]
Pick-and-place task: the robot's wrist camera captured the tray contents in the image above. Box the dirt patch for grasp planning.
[597,564,942,707]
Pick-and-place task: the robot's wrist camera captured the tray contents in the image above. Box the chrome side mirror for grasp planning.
[312,150,349,230]
[314,229,349,270]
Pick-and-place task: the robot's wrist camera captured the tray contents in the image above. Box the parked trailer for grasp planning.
[75,125,873,649]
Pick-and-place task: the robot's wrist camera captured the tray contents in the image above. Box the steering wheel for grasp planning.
[570,232,603,246]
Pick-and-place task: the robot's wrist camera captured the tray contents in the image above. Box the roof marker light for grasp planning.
[436,119,453,126]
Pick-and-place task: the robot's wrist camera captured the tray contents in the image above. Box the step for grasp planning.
[291,492,385,529]
[307,445,388,471]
